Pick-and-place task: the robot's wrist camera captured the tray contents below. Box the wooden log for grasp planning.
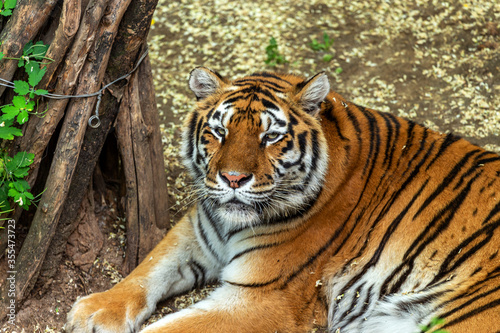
[0,0,111,266]
[37,0,82,90]
[38,0,162,283]
[0,0,132,318]
[128,71,164,263]
[138,55,170,229]
[115,89,140,274]
[21,0,112,197]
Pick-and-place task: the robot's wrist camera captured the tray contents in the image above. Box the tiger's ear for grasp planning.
[295,72,330,117]
[189,67,227,100]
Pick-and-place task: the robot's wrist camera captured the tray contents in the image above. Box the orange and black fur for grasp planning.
[66,68,500,332]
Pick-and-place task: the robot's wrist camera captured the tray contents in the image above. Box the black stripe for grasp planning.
[404,171,483,263]
[343,285,373,323]
[357,105,381,179]
[322,99,348,141]
[431,217,499,285]
[228,241,284,264]
[483,201,500,225]
[345,105,362,144]
[426,133,461,171]
[196,209,222,262]
[234,78,287,91]
[249,72,292,85]
[476,155,500,165]
[261,97,279,111]
[188,260,206,287]
[280,131,307,169]
[224,275,282,288]
[379,112,400,167]
[264,107,287,128]
[453,151,492,190]
[186,112,199,160]
[201,202,225,243]
[301,129,321,187]
[224,85,279,104]
[413,149,481,220]
[337,284,365,323]
[440,285,500,329]
[338,143,436,295]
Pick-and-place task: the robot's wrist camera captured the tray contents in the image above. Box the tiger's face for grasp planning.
[182,68,331,228]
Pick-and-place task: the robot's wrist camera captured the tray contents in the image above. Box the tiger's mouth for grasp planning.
[215,198,263,225]
[223,199,254,212]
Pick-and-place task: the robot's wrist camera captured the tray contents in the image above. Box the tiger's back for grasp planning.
[317,91,500,332]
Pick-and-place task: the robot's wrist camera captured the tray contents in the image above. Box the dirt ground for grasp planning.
[1,0,499,332]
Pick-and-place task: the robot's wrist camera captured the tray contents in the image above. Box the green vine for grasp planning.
[0,2,50,211]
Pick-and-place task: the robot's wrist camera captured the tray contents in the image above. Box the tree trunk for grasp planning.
[0,0,166,320]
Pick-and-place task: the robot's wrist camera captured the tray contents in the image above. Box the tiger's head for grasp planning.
[182,67,330,228]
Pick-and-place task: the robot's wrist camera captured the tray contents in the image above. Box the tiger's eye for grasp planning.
[214,127,226,136]
[264,132,280,142]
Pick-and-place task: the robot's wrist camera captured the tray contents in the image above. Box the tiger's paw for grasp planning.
[65,289,149,333]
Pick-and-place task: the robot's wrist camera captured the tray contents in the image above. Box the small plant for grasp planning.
[265,37,288,67]
[419,317,449,333]
[310,32,339,64]
[0,0,16,17]
[0,41,50,139]
[0,7,50,212]
[310,32,333,51]
[0,152,35,210]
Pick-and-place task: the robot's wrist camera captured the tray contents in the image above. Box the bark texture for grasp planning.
[0,0,166,320]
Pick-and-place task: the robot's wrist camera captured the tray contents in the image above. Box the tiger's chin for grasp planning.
[215,201,261,226]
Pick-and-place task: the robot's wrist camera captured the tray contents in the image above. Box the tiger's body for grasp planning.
[66,68,500,333]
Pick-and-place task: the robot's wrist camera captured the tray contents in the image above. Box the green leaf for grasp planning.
[13,80,30,95]
[335,67,343,74]
[11,179,29,192]
[31,41,49,60]
[322,54,333,62]
[0,119,22,140]
[430,317,446,326]
[310,40,321,51]
[323,32,332,49]
[22,41,34,56]
[1,105,20,120]
[419,325,430,332]
[26,62,46,87]
[0,52,4,61]
[0,10,13,16]
[34,89,48,96]
[11,166,29,178]
[12,95,26,108]
[25,100,35,111]
[7,187,31,210]
[17,109,29,124]
[4,0,17,10]
[6,152,35,170]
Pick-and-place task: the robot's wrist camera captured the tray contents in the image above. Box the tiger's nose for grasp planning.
[220,171,253,189]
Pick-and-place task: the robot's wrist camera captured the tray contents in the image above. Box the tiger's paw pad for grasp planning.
[65,291,146,333]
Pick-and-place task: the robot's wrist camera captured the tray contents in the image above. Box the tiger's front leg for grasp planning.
[65,208,220,333]
[140,284,307,333]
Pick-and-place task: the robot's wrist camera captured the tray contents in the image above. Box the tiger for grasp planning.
[66,67,500,333]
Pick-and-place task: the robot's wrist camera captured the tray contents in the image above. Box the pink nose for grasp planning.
[220,172,252,188]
